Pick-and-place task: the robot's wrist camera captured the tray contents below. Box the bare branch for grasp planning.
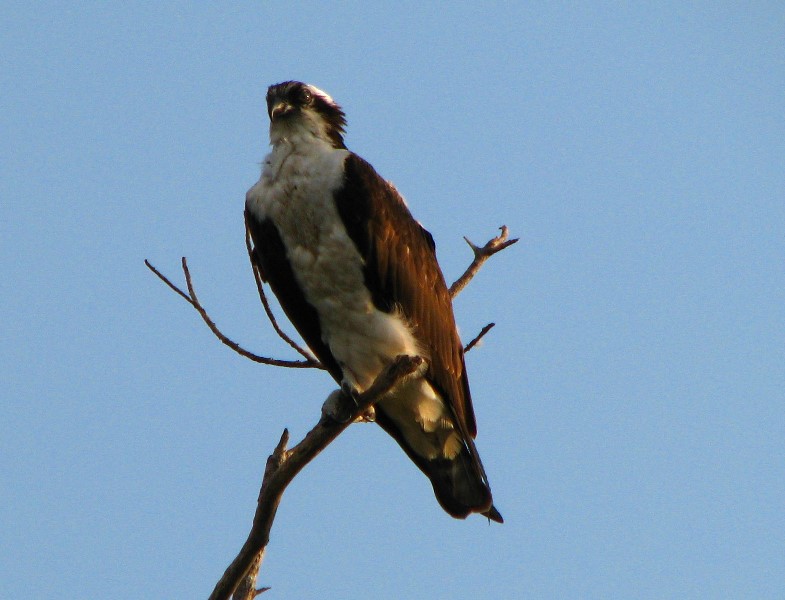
[449,225,519,298]
[208,355,426,600]
[230,550,269,600]
[147,225,516,596]
[144,259,321,369]
[144,259,197,306]
[252,263,316,362]
[464,322,495,354]
[244,223,320,364]
[146,225,514,370]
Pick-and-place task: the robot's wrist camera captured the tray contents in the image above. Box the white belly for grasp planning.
[246,141,420,390]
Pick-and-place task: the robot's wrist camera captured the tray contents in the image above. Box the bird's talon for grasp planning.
[322,390,352,424]
[340,380,361,407]
[356,405,376,423]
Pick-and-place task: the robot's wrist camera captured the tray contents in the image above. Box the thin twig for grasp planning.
[144,259,196,305]
[244,223,320,364]
[208,355,426,600]
[144,259,320,369]
[146,226,515,369]
[182,258,321,369]
[449,226,519,298]
[464,322,495,354]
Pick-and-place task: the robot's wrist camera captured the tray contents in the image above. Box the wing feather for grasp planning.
[333,153,478,438]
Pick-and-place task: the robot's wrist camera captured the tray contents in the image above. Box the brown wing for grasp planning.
[333,153,477,438]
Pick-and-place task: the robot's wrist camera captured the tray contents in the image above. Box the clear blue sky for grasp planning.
[2,3,783,598]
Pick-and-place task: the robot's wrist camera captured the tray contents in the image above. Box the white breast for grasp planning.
[246,137,420,391]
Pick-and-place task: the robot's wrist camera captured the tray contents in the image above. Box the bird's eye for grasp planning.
[300,89,313,104]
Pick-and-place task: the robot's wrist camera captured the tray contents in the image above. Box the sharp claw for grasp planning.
[356,405,376,423]
[341,379,361,407]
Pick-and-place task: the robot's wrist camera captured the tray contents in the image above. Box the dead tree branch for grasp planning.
[144,258,322,369]
[145,226,516,597]
[209,355,426,600]
[145,226,516,368]
[449,225,519,298]
[230,550,268,600]
[463,322,496,354]
[244,222,319,363]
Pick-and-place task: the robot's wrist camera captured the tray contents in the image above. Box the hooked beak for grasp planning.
[269,101,292,121]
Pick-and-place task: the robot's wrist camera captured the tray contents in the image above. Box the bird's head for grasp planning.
[266,81,347,149]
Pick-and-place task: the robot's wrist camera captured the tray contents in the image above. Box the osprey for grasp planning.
[245,81,502,522]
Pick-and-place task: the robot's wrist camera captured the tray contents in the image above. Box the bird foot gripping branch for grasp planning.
[323,355,428,424]
[321,389,375,424]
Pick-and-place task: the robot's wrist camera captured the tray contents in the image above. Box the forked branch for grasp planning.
[145,225,516,599]
[145,226,516,367]
[144,258,322,369]
[209,355,426,600]
[449,226,519,297]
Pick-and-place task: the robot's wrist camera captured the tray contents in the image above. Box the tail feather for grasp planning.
[483,505,504,524]
[426,441,503,522]
[375,410,503,522]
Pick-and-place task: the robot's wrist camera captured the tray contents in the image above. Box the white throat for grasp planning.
[269,110,335,149]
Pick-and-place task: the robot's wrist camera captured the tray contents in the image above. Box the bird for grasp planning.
[245,81,502,522]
